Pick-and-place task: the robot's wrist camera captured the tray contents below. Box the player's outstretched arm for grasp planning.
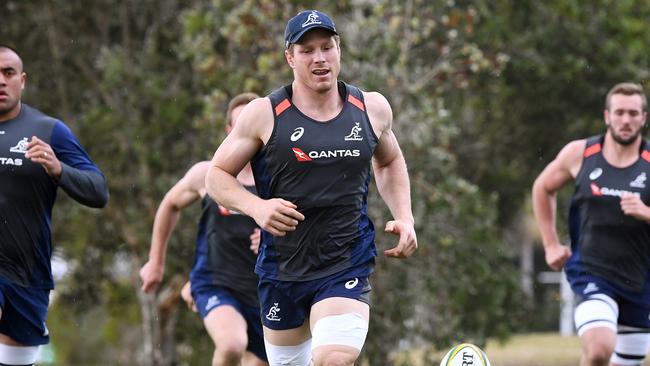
[140,162,208,293]
[366,92,417,259]
[531,140,584,271]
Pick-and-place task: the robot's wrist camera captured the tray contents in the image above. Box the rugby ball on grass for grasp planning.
[439,343,491,366]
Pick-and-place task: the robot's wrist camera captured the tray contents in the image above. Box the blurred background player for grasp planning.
[533,82,650,366]
[140,92,267,366]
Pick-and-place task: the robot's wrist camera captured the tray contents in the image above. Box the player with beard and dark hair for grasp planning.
[533,82,650,366]
[0,45,108,365]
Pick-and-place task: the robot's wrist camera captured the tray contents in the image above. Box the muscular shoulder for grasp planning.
[243,97,272,116]
[242,97,272,123]
[362,91,392,135]
[232,97,273,142]
[553,139,587,177]
[180,161,211,192]
[186,161,211,178]
[557,139,587,161]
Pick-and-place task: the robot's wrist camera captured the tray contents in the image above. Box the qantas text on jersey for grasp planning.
[292,147,361,162]
[590,183,641,198]
[0,157,23,166]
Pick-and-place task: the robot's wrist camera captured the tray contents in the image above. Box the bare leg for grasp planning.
[242,351,269,366]
[204,305,249,366]
[580,327,616,366]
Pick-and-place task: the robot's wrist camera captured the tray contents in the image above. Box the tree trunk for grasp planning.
[137,273,185,366]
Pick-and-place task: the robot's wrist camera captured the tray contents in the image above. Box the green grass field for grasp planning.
[395,332,650,366]
[486,333,650,366]
[485,333,581,366]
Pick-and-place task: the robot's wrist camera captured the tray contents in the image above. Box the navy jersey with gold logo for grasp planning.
[190,186,260,307]
[566,135,650,291]
[0,104,107,289]
[252,81,379,281]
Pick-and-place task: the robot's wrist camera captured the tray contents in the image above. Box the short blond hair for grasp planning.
[286,35,340,55]
[226,92,259,126]
[605,82,647,111]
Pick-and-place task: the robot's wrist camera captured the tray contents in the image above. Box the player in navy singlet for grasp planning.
[533,82,650,366]
[0,45,109,365]
[139,93,267,366]
[205,10,417,366]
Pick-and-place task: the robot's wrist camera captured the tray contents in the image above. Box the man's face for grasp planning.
[285,29,340,93]
[605,94,647,146]
[0,49,25,122]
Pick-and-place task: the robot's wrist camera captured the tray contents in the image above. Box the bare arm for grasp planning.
[139,161,209,292]
[366,92,417,258]
[531,139,584,270]
[205,98,304,236]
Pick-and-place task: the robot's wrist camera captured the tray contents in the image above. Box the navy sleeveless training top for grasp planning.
[252,81,379,281]
[190,186,259,307]
[566,135,650,291]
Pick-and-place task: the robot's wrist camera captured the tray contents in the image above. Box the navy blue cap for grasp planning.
[284,10,338,49]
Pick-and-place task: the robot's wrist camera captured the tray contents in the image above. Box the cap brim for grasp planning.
[287,25,338,47]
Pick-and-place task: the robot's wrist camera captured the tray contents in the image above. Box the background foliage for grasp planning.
[2,0,650,365]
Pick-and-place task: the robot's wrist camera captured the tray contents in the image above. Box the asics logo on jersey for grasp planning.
[292,147,361,162]
[291,127,305,141]
[590,183,640,198]
[265,303,282,321]
[345,278,359,289]
[9,137,29,154]
[302,11,323,27]
[344,122,363,141]
[589,168,602,180]
[630,172,647,188]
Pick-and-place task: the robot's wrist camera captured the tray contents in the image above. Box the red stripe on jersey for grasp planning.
[218,205,231,216]
[275,99,291,116]
[590,183,602,196]
[348,95,365,111]
[642,150,650,163]
[583,143,601,158]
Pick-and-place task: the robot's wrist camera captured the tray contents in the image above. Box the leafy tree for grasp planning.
[14,0,648,364]
[458,0,650,225]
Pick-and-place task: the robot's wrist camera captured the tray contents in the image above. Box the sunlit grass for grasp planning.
[390,332,650,366]
[485,333,580,366]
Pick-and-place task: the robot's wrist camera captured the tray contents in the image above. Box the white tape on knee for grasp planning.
[263,339,312,366]
[612,326,650,366]
[311,313,369,351]
[574,293,618,336]
[0,343,39,365]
